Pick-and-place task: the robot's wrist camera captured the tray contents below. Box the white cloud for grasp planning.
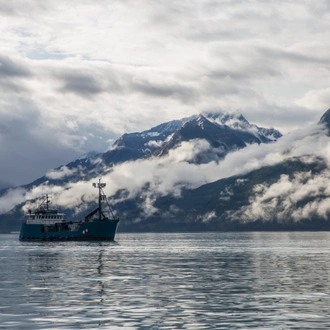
[13,122,328,218]
[0,188,26,213]
[201,211,217,223]
[296,88,330,111]
[230,166,330,223]
[46,166,77,180]
[1,0,330,187]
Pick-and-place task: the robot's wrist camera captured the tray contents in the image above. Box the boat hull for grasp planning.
[19,219,119,241]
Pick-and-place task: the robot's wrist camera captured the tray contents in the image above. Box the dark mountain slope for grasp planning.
[102,116,196,164]
[115,156,329,232]
[319,108,330,131]
[0,110,285,233]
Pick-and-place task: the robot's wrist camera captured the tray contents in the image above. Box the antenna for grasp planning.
[93,178,106,189]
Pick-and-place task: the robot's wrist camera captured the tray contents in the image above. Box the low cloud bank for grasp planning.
[0,188,27,214]
[227,161,330,223]
[46,166,78,179]
[1,123,330,223]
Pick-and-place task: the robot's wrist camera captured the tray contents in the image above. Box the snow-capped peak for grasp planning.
[202,111,282,141]
[203,111,250,130]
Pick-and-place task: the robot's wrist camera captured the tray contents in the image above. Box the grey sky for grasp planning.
[0,0,330,186]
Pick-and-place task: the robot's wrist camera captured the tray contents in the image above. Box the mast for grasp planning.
[46,194,50,211]
[91,177,118,222]
[93,178,106,221]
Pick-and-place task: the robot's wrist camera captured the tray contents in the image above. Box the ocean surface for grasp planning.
[1,232,330,329]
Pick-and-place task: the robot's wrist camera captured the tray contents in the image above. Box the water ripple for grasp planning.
[1,232,330,329]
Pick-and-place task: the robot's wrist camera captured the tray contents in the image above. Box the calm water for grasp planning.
[1,232,330,329]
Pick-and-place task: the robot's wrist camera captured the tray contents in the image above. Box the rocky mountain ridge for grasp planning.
[3,109,330,233]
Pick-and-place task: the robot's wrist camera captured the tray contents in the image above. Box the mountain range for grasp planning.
[1,109,330,232]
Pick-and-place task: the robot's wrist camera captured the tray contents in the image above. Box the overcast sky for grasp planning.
[1,0,330,187]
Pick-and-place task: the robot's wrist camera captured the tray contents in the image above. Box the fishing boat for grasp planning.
[19,179,119,241]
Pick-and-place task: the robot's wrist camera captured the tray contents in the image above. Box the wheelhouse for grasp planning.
[25,211,65,225]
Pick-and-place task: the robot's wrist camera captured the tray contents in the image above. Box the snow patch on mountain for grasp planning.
[146,132,160,137]
[204,111,249,129]
[203,111,282,141]
[75,151,101,161]
[145,140,163,148]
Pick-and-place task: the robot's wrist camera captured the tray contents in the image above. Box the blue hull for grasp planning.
[19,220,119,241]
